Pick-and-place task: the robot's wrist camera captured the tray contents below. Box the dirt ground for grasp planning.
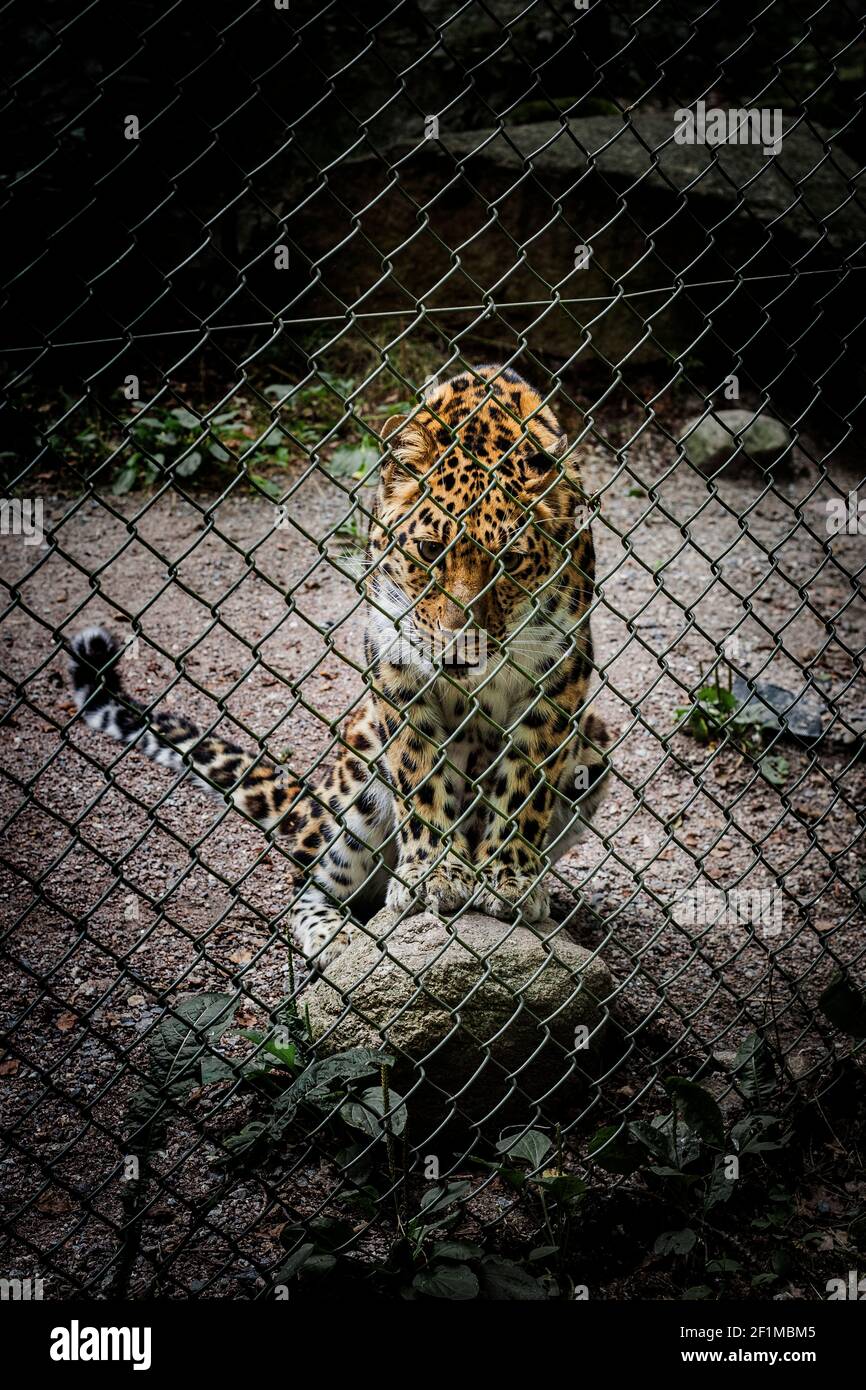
[1,384,864,1297]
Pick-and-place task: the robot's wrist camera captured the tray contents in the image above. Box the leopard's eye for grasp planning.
[499,547,524,572]
[417,539,445,564]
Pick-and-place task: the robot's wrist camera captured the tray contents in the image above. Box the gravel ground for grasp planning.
[1,387,864,1297]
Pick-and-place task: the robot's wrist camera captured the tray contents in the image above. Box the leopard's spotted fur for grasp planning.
[69,366,610,968]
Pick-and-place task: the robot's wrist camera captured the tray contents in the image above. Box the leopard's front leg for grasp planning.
[376,677,476,917]
[477,679,589,922]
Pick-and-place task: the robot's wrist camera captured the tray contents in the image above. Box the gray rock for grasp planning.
[305,909,612,1126]
[683,410,792,470]
[283,113,864,369]
[732,676,863,746]
[422,115,866,253]
[732,675,825,741]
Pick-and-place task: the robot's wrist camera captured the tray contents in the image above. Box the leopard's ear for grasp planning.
[511,443,563,497]
[380,413,436,486]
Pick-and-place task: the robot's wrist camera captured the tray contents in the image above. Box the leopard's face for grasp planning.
[366,367,593,675]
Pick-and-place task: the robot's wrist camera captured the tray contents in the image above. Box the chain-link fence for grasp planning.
[1,0,865,1302]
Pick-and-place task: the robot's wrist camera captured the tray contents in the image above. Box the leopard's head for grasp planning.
[365,366,594,678]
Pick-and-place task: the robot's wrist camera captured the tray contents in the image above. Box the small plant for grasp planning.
[399,1181,551,1300]
[675,650,791,789]
[585,1033,799,1293]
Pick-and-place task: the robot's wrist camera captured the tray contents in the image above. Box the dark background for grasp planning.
[3,1,864,401]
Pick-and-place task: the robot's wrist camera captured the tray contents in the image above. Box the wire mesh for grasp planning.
[0,0,864,1300]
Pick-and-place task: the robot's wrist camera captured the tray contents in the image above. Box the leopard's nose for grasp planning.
[441,592,488,633]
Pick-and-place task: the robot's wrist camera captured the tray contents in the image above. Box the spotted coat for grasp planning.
[68,366,611,969]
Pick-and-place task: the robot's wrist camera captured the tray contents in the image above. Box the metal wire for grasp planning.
[1,0,864,1299]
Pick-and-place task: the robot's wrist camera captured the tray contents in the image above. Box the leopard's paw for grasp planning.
[296,918,353,972]
[386,853,476,916]
[478,849,549,922]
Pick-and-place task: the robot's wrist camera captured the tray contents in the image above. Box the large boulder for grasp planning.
[304,908,612,1129]
[682,409,793,471]
[274,114,865,376]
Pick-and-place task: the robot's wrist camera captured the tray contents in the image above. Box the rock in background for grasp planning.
[280,115,865,384]
[682,409,793,471]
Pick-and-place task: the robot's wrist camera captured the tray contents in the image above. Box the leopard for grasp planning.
[68,364,611,970]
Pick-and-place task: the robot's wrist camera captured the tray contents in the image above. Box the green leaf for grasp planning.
[664,1077,725,1148]
[732,1032,776,1106]
[273,1243,316,1281]
[306,1216,354,1251]
[751,1272,778,1288]
[731,1113,790,1156]
[627,1120,674,1162]
[302,1048,394,1095]
[706,1258,742,1273]
[654,1228,697,1256]
[303,1252,337,1276]
[222,1120,267,1157]
[528,1245,560,1262]
[149,994,236,1087]
[532,1174,586,1202]
[338,1185,378,1218]
[175,450,202,478]
[760,753,789,786]
[413,1263,479,1300]
[819,973,866,1038]
[265,1040,298,1068]
[112,462,139,495]
[479,1256,546,1300]
[419,1181,472,1219]
[640,1115,701,1169]
[697,684,738,713]
[200,1055,237,1085]
[329,444,378,478]
[124,1080,170,1136]
[683,1285,712,1299]
[431,1241,485,1261]
[171,407,200,429]
[496,1128,552,1168]
[586,1124,645,1175]
[339,1085,407,1138]
[249,472,282,499]
[258,424,288,450]
[705,1157,736,1208]
[126,993,236,1148]
[238,1030,298,1069]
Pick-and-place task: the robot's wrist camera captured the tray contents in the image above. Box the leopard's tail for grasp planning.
[68,626,305,835]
